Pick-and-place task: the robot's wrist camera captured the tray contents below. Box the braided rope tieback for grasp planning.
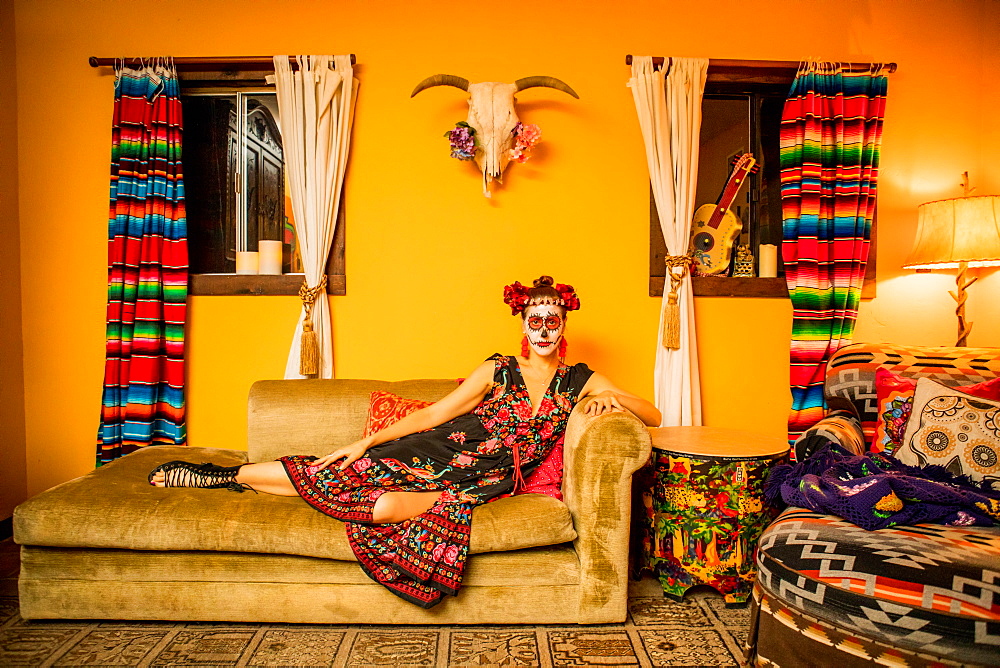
[298,275,328,375]
[663,253,694,350]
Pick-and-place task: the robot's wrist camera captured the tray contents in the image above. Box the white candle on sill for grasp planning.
[758,244,778,278]
[258,240,283,275]
[236,251,259,275]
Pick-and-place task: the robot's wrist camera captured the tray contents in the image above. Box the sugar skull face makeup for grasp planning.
[522,304,565,357]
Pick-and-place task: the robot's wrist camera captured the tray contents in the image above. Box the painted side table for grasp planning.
[636,427,788,606]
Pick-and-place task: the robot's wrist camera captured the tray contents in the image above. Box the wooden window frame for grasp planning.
[647,61,877,299]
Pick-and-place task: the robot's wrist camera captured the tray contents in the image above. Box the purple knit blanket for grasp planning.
[764,445,1000,530]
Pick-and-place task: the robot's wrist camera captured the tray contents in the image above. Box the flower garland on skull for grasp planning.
[447,122,542,164]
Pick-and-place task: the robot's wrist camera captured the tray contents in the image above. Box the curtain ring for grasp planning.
[664,56,673,77]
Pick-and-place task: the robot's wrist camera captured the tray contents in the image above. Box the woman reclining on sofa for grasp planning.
[149,276,661,608]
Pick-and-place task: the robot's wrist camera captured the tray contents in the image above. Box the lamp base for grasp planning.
[948,261,978,347]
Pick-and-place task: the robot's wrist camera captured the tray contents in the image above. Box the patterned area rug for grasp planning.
[0,542,749,666]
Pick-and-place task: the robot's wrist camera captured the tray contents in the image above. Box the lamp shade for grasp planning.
[903,195,1000,269]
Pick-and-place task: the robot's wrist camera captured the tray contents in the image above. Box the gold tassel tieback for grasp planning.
[298,275,328,376]
[663,253,693,350]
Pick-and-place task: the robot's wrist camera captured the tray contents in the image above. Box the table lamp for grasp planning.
[903,175,1000,346]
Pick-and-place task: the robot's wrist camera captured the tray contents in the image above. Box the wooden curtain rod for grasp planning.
[88,55,357,71]
[624,55,897,74]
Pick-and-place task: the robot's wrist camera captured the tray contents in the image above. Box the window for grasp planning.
[648,65,875,298]
[181,74,345,296]
[184,90,292,273]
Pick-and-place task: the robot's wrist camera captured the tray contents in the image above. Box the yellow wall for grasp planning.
[9,0,1000,500]
[1,0,27,522]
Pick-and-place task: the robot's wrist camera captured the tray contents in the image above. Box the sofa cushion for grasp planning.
[14,446,577,560]
[756,507,1000,665]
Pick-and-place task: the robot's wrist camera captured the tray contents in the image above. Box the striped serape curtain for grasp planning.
[97,61,188,465]
[780,62,888,444]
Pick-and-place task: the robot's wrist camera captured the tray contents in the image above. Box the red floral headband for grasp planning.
[502,281,580,316]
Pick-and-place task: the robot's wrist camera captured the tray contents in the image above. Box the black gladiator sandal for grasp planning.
[148,461,256,493]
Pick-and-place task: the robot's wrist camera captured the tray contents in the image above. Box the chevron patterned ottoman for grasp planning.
[746,507,1000,667]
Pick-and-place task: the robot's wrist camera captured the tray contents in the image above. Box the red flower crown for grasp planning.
[502,281,581,316]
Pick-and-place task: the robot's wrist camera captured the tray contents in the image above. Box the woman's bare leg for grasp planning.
[151,461,441,518]
[235,461,298,496]
[150,461,298,496]
[372,491,443,523]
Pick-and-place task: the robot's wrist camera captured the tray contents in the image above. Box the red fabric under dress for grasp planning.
[280,354,593,608]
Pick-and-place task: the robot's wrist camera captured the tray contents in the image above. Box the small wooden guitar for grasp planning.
[689,153,757,276]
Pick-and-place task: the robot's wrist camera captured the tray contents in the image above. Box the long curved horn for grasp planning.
[410,74,470,97]
[514,76,579,99]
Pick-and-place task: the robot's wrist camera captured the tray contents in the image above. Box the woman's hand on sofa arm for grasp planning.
[584,391,626,417]
[579,373,661,427]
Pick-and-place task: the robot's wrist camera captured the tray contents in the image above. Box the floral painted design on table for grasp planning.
[636,450,786,605]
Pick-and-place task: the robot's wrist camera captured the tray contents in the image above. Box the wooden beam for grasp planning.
[89,55,356,71]
[624,56,897,76]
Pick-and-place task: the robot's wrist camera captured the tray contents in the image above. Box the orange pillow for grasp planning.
[363,391,433,438]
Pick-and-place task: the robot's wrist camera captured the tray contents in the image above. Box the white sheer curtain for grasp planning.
[273,55,357,379]
[628,56,707,426]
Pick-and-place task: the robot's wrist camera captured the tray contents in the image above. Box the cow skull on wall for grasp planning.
[412,74,579,197]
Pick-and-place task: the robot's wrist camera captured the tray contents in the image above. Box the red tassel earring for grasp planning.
[558,337,568,358]
[521,336,530,357]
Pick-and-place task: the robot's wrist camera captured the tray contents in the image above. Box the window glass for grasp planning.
[183,90,301,274]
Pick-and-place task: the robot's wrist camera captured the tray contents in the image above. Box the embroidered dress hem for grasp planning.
[281,455,471,608]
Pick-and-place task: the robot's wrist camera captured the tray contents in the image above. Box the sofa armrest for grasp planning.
[562,405,652,623]
[792,409,865,461]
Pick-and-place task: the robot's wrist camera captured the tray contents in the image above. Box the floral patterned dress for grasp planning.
[280,354,594,608]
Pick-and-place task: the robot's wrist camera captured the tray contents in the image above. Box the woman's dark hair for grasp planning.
[520,276,563,319]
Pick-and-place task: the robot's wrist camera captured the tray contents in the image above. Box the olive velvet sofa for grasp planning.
[14,378,651,625]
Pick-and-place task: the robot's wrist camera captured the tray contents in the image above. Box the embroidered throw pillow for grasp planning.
[895,377,1000,482]
[872,369,1000,454]
[363,391,434,438]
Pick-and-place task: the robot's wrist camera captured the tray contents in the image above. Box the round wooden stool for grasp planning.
[636,427,789,605]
